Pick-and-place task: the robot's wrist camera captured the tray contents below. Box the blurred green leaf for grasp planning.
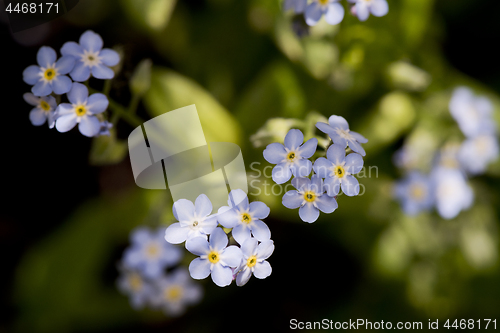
[89,130,128,166]
[130,59,153,97]
[121,0,177,32]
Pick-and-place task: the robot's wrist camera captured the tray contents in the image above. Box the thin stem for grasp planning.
[107,98,143,128]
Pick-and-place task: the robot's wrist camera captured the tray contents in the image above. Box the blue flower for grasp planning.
[304,0,345,26]
[348,0,389,22]
[458,135,499,175]
[282,175,338,223]
[217,189,271,245]
[263,129,318,184]
[116,266,155,310]
[54,82,109,137]
[393,171,433,216]
[23,92,57,128]
[122,226,183,279]
[151,268,203,316]
[431,166,473,220]
[283,0,307,13]
[313,143,364,196]
[235,238,274,287]
[186,228,243,287]
[449,87,496,138]
[164,194,218,244]
[316,115,368,156]
[96,120,113,137]
[61,30,120,82]
[23,46,75,96]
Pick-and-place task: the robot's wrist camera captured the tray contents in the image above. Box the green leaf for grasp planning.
[88,129,128,166]
[121,0,177,32]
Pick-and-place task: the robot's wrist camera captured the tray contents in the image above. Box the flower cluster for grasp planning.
[283,0,389,26]
[22,30,119,137]
[264,115,367,223]
[117,226,203,316]
[393,87,499,219]
[164,191,274,287]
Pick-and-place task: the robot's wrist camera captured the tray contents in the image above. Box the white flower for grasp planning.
[458,135,499,175]
[431,166,473,220]
[235,238,274,287]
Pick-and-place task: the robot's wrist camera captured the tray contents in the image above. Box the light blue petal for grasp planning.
[60,41,83,57]
[295,0,307,13]
[236,267,252,287]
[313,157,334,178]
[186,236,210,256]
[309,174,323,195]
[250,219,271,242]
[290,158,312,177]
[324,176,341,196]
[189,258,211,280]
[91,64,114,79]
[330,134,348,148]
[370,0,389,17]
[70,61,91,82]
[326,143,346,165]
[216,207,239,228]
[344,153,364,174]
[347,139,366,156]
[284,129,304,150]
[304,2,323,26]
[29,109,47,126]
[256,240,274,260]
[164,223,190,244]
[200,216,218,235]
[241,237,258,257]
[220,245,243,267]
[23,92,39,106]
[78,115,100,137]
[45,95,57,110]
[79,30,103,52]
[23,65,41,85]
[316,121,334,135]
[355,3,370,21]
[263,142,287,164]
[228,189,249,210]
[298,137,318,158]
[328,115,349,130]
[173,199,195,222]
[36,46,56,68]
[232,224,251,245]
[315,194,338,213]
[249,201,270,219]
[56,103,74,116]
[211,264,233,287]
[272,163,292,184]
[350,131,368,143]
[282,190,303,209]
[68,82,89,105]
[299,203,320,223]
[87,93,109,114]
[209,227,228,251]
[341,175,360,196]
[324,2,345,25]
[195,193,213,217]
[55,114,77,133]
[55,56,75,75]
[291,176,310,191]
[99,48,120,66]
[32,81,52,97]
[51,75,73,95]
[253,261,272,279]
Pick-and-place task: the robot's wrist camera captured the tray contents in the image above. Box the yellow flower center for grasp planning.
[128,273,142,292]
[208,250,220,264]
[241,213,252,224]
[247,255,257,268]
[146,244,160,258]
[164,285,183,301]
[192,220,199,227]
[287,151,297,162]
[318,0,329,5]
[410,184,425,200]
[304,191,316,202]
[75,105,87,117]
[40,100,51,111]
[334,165,346,178]
[44,68,56,81]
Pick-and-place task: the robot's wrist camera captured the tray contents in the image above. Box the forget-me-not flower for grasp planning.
[304,0,345,26]
[235,238,274,287]
[348,0,389,22]
[316,115,368,156]
[431,166,473,220]
[217,189,271,245]
[449,87,496,138]
[151,268,203,316]
[186,228,243,287]
[24,92,57,128]
[116,267,155,310]
[393,171,433,216]
[283,0,307,13]
[313,143,364,196]
[123,226,183,279]
[282,175,338,223]
[263,129,318,184]
[61,30,120,82]
[55,82,109,137]
[23,46,74,96]
[165,194,218,244]
[458,135,499,176]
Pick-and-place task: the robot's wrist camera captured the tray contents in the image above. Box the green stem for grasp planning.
[107,98,143,128]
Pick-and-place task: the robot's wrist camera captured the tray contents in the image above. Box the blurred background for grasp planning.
[1,0,500,332]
